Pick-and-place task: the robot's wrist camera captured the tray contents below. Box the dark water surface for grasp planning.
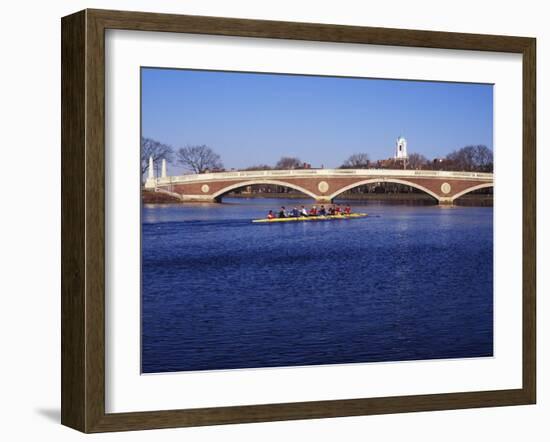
[141,198,493,373]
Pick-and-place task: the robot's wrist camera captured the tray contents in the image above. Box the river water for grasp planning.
[141,198,493,373]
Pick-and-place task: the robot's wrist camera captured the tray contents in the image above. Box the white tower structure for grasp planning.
[161,158,167,178]
[395,136,408,160]
[145,156,156,189]
[148,156,155,179]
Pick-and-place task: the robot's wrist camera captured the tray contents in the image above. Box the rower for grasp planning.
[300,205,308,217]
[344,205,352,215]
[278,206,287,218]
[267,210,275,219]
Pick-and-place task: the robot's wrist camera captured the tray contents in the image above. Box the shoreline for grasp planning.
[142,190,493,206]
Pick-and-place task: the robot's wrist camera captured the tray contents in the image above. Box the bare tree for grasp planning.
[472,145,494,172]
[274,156,302,170]
[340,153,370,169]
[407,153,428,170]
[176,145,223,174]
[446,146,476,171]
[141,137,173,177]
[445,145,493,172]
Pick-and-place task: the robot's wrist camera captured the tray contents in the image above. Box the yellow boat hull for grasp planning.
[252,213,368,223]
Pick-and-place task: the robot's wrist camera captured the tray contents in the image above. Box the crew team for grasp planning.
[267,204,352,219]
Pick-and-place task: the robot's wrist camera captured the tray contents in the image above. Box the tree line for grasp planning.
[141,137,493,177]
[338,146,493,172]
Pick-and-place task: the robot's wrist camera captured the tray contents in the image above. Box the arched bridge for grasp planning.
[145,168,493,205]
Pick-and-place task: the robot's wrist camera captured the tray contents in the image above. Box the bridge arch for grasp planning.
[327,178,441,202]
[451,183,494,202]
[211,180,318,201]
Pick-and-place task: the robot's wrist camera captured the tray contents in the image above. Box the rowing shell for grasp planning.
[252,213,368,223]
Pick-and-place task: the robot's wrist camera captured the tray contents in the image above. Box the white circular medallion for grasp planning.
[201,184,210,193]
[318,181,329,193]
[440,182,451,194]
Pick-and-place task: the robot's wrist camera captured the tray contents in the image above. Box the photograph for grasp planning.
[140,67,495,374]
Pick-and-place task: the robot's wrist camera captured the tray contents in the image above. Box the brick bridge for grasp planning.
[144,168,493,205]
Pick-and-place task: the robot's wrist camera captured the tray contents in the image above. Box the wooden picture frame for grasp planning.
[61,8,536,433]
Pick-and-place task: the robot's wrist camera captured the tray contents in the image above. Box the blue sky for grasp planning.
[141,68,493,172]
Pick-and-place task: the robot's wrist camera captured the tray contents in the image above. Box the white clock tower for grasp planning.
[395,136,408,160]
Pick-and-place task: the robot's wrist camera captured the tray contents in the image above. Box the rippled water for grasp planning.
[141,198,493,373]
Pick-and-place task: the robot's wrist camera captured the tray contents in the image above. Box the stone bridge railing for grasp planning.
[146,168,493,188]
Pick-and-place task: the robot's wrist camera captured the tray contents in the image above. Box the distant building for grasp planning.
[204,167,226,173]
[375,158,396,169]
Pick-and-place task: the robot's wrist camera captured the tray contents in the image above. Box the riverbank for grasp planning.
[141,190,493,206]
[142,190,182,204]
